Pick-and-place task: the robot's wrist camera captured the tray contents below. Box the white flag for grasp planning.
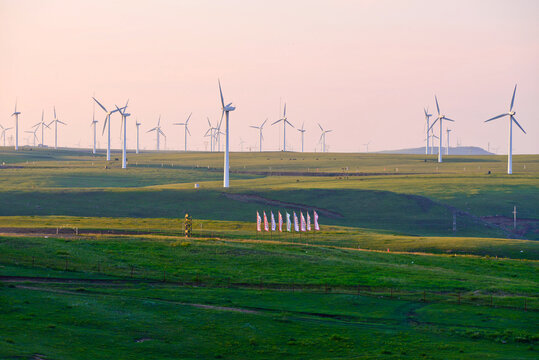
[256,211,261,232]
[271,211,276,231]
[293,212,299,232]
[300,211,306,232]
[286,212,291,232]
[263,211,269,232]
[307,212,311,231]
[314,210,320,231]
[278,211,283,232]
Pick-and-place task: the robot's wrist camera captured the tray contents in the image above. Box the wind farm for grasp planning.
[0,1,537,359]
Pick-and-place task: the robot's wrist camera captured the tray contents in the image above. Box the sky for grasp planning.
[1,0,538,153]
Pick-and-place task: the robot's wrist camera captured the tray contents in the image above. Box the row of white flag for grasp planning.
[256,210,320,232]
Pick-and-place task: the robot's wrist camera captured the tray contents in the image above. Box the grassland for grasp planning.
[0,148,537,359]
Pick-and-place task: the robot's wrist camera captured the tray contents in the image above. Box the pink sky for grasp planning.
[1,0,538,153]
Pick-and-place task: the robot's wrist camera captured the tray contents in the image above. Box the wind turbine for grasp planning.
[135,119,141,154]
[218,79,236,188]
[363,141,371,153]
[25,128,38,147]
[424,107,432,155]
[115,101,130,169]
[11,101,21,150]
[297,122,306,153]
[92,97,124,161]
[173,113,192,151]
[428,96,455,163]
[446,129,452,155]
[250,119,267,152]
[485,84,526,175]
[272,103,294,151]
[0,124,13,147]
[239,138,246,152]
[204,117,216,152]
[318,123,332,153]
[90,104,98,155]
[33,110,50,147]
[147,116,166,151]
[48,106,66,149]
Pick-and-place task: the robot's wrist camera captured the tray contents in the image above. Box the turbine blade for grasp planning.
[93,97,108,113]
[428,118,438,131]
[512,116,526,134]
[318,123,323,131]
[283,103,286,117]
[186,126,191,136]
[326,130,333,133]
[485,113,508,122]
[54,106,57,119]
[207,118,212,127]
[286,120,294,128]
[186,112,192,124]
[219,110,224,129]
[435,95,440,115]
[271,119,282,126]
[510,84,517,111]
[444,117,455,122]
[261,119,267,128]
[250,126,259,129]
[147,127,157,133]
[218,79,225,108]
[102,117,108,135]
[58,120,67,125]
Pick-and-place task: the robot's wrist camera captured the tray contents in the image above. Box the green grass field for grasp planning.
[0,148,537,359]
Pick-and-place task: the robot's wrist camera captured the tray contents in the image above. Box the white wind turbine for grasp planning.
[33,110,50,147]
[93,97,124,161]
[173,113,192,151]
[0,125,13,147]
[428,96,455,163]
[297,122,306,153]
[147,116,166,151]
[135,119,141,154]
[272,103,294,151]
[48,106,67,149]
[90,103,98,154]
[424,107,432,155]
[485,84,526,175]
[25,128,38,147]
[115,101,130,169]
[11,101,21,150]
[363,141,371,153]
[318,123,332,153]
[204,117,217,152]
[250,119,267,152]
[218,79,236,188]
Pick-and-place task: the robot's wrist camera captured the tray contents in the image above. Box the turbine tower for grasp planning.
[424,108,432,155]
[147,116,166,151]
[48,106,67,149]
[93,97,124,161]
[446,129,452,155]
[135,120,141,154]
[318,123,332,153]
[173,113,192,151]
[485,84,526,175]
[11,101,21,150]
[33,110,50,147]
[0,125,13,147]
[297,122,306,153]
[218,79,236,188]
[90,105,98,155]
[363,141,371,153]
[428,96,455,163]
[250,119,267,152]
[272,103,294,151]
[115,101,130,169]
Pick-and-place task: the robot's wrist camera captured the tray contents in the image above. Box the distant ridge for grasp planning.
[379,146,494,155]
